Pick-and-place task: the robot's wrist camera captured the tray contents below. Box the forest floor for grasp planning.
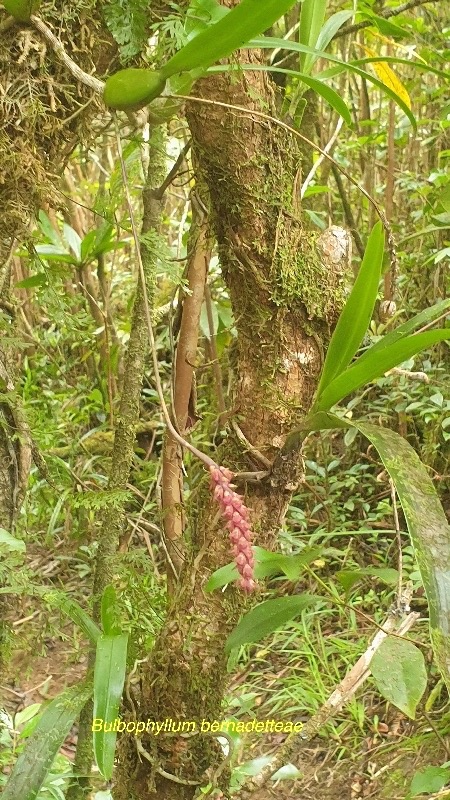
[2,543,450,800]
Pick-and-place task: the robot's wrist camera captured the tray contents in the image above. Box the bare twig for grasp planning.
[334,0,441,40]
[161,190,211,586]
[238,610,420,797]
[30,15,104,93]
[115,120,216,470]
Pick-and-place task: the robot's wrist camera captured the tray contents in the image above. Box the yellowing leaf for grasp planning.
[361,45,411,109]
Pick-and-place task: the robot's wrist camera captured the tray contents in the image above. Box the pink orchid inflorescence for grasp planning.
[209,464,256,592]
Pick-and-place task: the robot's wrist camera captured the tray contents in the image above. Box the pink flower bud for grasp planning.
[209,463,257,592]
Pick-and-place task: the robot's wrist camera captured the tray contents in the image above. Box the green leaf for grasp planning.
[250,37,417,129]
[297,416,450,693]
[44,591,101,644]
[225,595,319,652]
[356,298,450,366]
[205,546,326,591]
[360,12,409,39]
[313,329,450,412]
[410,766,450,796]
[38,210,63,246]
[371,637,427,719]
[210,64,352,125]
[315,221,384,399]
[336,567,398,593]
[315,10,354,53]
[62,223,82,262]
[0,528,25,552]
[34,244,76,263]
[93,633,128,780]
[80,229,97,263]
[160,0,298,79]
[299,0,328,75]
[15,274,48,289]
[1,682,92,800]
[101,585,122,636]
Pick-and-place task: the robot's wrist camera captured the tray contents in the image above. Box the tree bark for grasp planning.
[115,47,349,800]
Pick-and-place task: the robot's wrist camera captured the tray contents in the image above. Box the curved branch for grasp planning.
[30,15,105,94]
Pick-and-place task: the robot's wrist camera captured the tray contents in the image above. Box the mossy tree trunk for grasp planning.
[115,46,348,800]
[0,3,117,678]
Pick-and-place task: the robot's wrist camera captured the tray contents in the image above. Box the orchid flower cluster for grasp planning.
[209,465,256,592]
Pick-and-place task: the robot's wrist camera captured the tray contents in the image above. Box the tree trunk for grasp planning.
[115,48,348,800]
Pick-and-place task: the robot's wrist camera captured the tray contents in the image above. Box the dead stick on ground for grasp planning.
[238,609,420,797]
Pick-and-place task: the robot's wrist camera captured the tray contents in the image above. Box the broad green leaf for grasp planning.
[210,64,352,124]
[2,682,92,800]
[313,329,450,412]
[255,547,327,581]
[0,528,25,552]
[360,12,408,39]
[62,223,82,262]
[101,585,122,636]
[299,0,328,75]
[356,298,450,366]
[93,633,128,780]
[161,0,298,79]
[44,590,101,644]
[315,221,384,399]
[336,567,398,593]
[225,595,319,652]
[353,422,450,692]
[15,274,47,289]
[250,37,418,128]
[38,210,63,246]
[205,560,238,591]
[80,229,97,263]
[205,546,326,591]
[410,766,450,796]
[185,0,229,38]
[371,637,427,719]
[34,244,76,263]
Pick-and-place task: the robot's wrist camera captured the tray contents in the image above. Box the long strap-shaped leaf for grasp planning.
[356,297,450,366]
[312,329,450,413]
[299,0,328,75]
[209,64,352,125]
[249,37,448,129]
[290,412,450,690]
[93,633,128,780]
[160,0,298,80]
[2,682,92,800]
[315,220,384,399]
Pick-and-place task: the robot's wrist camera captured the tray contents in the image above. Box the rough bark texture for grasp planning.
[115,51,349,800]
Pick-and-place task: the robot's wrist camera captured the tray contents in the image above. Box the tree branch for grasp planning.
[334,0,440,40]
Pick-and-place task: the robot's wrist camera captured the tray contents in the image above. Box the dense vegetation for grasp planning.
[0,1,449,799]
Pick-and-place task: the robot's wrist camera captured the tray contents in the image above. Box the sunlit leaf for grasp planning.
[360,46,411,109]
[0,528,25,552]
